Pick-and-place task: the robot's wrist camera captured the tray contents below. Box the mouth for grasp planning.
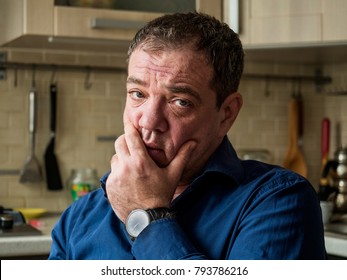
[144,143,167,167]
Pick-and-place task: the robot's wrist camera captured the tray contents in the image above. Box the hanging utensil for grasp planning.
[44,81,63,190]
[282,81,308,177]
[19,68,43,184]
[318,118,336,200]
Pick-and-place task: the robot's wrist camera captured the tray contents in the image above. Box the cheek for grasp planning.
[172,122,213,156]
[183,120,220,152]
[123,105,139,127]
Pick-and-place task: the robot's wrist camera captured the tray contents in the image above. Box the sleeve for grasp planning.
[132,218,207,260]
[48,208,72,260]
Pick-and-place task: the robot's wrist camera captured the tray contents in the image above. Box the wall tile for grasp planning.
[1,48,347,211]
[0,112,8,128]
[0,145,9,165]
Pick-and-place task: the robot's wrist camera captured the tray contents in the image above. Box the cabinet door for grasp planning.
[235,0,323,46]
[54,1,222,41]
[54,6,162,41]
[0,0,222,50]
[25,0,54,35]
[197,0,222,20]
[251,0,322,45]
[322,0,347,42]
[0,0,54,45]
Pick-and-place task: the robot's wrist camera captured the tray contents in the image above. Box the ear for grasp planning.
[218,92,243,137]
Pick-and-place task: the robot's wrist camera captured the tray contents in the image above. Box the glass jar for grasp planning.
[67,168,99,201]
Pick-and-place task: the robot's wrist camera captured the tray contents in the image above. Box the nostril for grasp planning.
[139,112,168,132]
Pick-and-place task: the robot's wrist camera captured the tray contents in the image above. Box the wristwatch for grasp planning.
[125,208,174,239]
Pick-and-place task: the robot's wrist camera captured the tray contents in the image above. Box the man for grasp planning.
[49,12,326,260]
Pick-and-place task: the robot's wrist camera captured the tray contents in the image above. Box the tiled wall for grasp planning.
[0,48,346,211]
[234,61,347,187]
[0,48,128,211]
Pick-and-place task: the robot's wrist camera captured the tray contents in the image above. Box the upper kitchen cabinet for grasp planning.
[225,0,347,63]
[0,0,222,53]
[232,0,347,45]
[322,0,347,42]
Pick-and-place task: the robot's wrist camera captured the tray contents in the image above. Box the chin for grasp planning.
[151,157,170,168]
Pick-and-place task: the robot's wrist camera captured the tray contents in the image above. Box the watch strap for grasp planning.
[146,207,175,220]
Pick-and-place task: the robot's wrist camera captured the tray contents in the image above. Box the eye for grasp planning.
[129,91,145,100]
[172,98,192,108]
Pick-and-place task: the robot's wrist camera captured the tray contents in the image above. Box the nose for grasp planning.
[138,99,168,132]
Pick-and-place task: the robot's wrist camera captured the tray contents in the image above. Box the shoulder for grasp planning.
[240,161,317,203]
[57,188,109,229]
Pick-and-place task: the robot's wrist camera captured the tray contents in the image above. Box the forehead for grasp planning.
[127,47,213,84]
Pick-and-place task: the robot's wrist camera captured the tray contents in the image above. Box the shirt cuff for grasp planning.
[131,218,204,260]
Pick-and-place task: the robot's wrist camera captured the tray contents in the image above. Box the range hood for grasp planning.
[1,34,131,54]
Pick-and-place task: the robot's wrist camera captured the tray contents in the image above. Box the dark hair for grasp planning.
[128,12,244,109]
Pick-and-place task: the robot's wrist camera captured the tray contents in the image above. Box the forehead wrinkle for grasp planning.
[127,60,177,85]
[127,61,181,89]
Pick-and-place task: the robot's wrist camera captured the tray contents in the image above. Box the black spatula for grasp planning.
[44,83,63,190]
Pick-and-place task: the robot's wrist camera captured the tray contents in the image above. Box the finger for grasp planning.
[124,122,148,157]
[114,134,129,158]
[167,140,197,180]
[109,153,118,167]
[109,154,119,179]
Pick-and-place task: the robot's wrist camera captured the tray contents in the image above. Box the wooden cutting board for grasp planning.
[282,95,308,177]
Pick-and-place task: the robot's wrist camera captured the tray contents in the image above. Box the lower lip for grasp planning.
[147,147,163,156]
[146,148,166,165]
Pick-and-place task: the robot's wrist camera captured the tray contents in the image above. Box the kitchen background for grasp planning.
[1,0,347,212]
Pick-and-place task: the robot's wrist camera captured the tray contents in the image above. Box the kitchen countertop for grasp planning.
[1,217,347,259]
[0,212,59,259]
[0,235,52,258]
[0,210,347,259]
[324,232,347,258]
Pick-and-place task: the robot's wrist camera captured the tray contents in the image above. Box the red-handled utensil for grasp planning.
[318,117,336,201]
[321,118,330,168]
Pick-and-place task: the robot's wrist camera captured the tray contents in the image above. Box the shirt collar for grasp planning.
[194,136,244,186]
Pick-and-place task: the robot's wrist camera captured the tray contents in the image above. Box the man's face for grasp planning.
[124,46,232,180]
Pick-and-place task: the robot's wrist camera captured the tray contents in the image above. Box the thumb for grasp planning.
[167,140,197,180]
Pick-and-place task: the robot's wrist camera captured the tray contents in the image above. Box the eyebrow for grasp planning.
[127,76,147,86]
[127,76,201,102]
[166,85,202,103]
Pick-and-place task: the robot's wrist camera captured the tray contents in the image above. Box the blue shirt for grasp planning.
[48,137,326,260]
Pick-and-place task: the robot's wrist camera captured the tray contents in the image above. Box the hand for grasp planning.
[105,123,196,223]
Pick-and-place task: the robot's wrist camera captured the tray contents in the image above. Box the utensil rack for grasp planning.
[0,54,332,92]
[242,70,332,93]
[0,60,126,86]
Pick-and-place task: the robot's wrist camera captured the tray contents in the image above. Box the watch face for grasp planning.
[126,209,151,238]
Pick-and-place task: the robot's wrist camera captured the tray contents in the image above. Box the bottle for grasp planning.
[67,168,99,201]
